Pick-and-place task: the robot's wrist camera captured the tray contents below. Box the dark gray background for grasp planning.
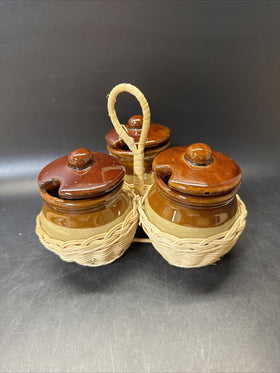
[1,1,280,372]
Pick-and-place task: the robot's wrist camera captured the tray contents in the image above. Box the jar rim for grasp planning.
[40,182,123,213]
[107,139,170,158]
[154,173,240,207]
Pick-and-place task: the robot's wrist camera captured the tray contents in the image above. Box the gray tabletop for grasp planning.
[1,1,280,372]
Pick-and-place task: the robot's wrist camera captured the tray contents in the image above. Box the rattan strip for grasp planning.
[107,83,151,196]
[138,193,247,268]
[36,185,140,267]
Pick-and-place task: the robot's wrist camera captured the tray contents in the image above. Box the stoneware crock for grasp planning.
[105,114,170,185]
[145,143,242,238]
[38,148,132,241]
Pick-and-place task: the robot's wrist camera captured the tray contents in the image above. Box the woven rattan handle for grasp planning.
[107,83,151,195]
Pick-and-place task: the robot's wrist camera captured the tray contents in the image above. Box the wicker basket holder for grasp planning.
[36,83,247,268]
[36,183,139,267]
[107,83,248,268]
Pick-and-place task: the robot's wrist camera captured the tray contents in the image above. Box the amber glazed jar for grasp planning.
[145,143,241,238]
[105,114,170,184]
[38,148,132,241]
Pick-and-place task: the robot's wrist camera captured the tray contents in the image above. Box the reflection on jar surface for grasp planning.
[145,184,238,239]
[40,186,132,241]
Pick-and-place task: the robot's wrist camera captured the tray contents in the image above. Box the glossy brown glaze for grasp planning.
[40,182,123,213]
[147,184,238,228]
[105,114,170,149]
[127,114,143,129]
[40,183,130,229]
[153,145,241,197]
[38,148,125,199]
[38,148,131,240]
[146,143,242,233]
[185,143,212,165]
[154,173,240,207]
[68,148,95,169]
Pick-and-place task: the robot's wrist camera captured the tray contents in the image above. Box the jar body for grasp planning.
[40,186,132,241]
[145,185,238,238]
[107,141,170,185]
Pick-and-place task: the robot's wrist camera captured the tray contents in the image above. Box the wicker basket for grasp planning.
[36,82,247,268]
[36,183,139,267]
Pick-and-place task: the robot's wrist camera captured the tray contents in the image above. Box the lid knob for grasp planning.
[127,115,143,129]
[185,143,213,166]
[68,148,94,170]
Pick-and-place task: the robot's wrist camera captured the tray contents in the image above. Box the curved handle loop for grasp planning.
[107,83,151,195]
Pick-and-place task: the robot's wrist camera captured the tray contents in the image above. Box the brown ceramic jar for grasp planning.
[38,148,132,241]
[105,114,171,184]
[145,143,241,238]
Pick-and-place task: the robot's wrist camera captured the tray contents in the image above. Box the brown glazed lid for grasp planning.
[38,148,125,200]
[153,143,241,197]
[105,114,170,149]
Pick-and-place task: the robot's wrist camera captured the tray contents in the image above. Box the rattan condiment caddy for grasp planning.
[36,82,247,269]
